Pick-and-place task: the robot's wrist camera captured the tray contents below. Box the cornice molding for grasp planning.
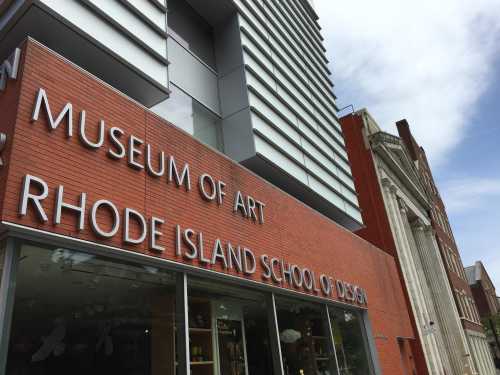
[371,133,431,210]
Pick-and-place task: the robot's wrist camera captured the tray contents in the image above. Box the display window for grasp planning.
[187,277,275,375]
[1,240,374,375]
[276,297,338,375]
[328,307,371,375]
[6,243,178,375]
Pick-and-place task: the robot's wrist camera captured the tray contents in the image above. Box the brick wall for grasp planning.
[0,46,24,215]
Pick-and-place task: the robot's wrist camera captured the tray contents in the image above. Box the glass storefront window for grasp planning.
[276,297,337,375]
[3,240,375,375]
[328,307,371,375]
[187,277,275,375]
[7,243,177,375]
[152,84,224,151]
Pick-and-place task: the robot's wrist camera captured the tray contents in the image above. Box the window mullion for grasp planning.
[266,292,285,375]
[176,272,190,375]
[324,305,341,375]
[0,238,20,374]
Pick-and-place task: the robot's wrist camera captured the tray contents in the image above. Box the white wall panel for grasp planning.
[273,58,303,94]
[334,155,351,175]
[127,0,166,31]
[155,0,362,225]
[240,19,344,143]
[338,168,355,190]
[248,92,300,143]
[275,0,324,55]
[290,0,321,34]
[303,155,341,193]
[247,69,352,173]
[264,0,329,79]
[86,0,165,56]
[240,24,271,57]
[259,0,329,82]
[315,125,348,160]
[301,137,339,178]
[298,120,335,160]
[308,175,346,212]
[252,113,303,162]
[237,0,330,98]
[250,92,355,196]
[341,186,359,206]
[254,135,309,185]
[40,0,168,86]
[345,203,362,222]
[244,56,277,91]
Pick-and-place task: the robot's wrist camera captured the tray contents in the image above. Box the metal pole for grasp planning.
[360,310,382,375]
[324,305,341,375]
[176,272,190,375]
[0,238,19,375]
[266,293,285,375]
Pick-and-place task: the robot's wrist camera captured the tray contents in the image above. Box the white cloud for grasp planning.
[315,0,500,166]
[441,177,500,213]
[313,1,500,288]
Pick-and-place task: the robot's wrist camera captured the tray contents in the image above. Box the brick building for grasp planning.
[466,261,500,369]
[340,109,496,374]
[396,120,496,375]
[0,19,419,375]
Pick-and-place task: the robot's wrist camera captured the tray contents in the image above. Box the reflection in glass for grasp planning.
[276,297,337,375]
[152,84,223,151]
[188,277,274,375]
[329,307,371,375]
[167,0,216,69]
[7,244,177,375]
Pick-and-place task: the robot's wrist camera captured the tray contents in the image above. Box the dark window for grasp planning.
[7,244,177,375]
[329,307,371,375]
[276,297,337,375]
[167,0,216,69]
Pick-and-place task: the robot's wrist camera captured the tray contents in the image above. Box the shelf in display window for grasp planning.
[189,327,213,333]
[190,361,215,366]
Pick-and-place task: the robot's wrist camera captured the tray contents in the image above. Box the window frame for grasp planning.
[0,234,380,375]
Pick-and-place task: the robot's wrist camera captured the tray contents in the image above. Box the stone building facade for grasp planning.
[341,109,482,374]
[397,120,496,375]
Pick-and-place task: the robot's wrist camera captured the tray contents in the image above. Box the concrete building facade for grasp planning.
[340,110,481,374]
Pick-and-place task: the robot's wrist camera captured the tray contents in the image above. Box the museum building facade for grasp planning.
[0,39,419,375]
[0,0,429,373]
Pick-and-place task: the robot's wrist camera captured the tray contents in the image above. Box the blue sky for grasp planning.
[314,0,500,289]
[439,64,500,288]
